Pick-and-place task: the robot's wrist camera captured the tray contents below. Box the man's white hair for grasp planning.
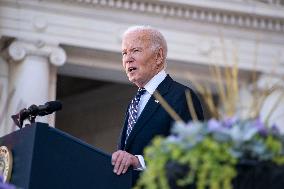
[122,25,168,62]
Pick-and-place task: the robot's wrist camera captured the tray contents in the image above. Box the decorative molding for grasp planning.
[229,0,284,6]
[32,16,48,32]
[8,40,66,66]
[251,0,284,6]
[61,0,284,33]
[8,41,26,62]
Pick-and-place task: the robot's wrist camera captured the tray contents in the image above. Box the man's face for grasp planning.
[122,31,160,88]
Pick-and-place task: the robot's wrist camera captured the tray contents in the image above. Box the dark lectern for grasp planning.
[0,122,132,189]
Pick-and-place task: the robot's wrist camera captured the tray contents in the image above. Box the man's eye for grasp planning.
[122,52,126,56]
[134,49,139,52]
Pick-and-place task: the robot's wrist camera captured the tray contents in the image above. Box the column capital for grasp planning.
[8,40,66,66]
[257,74,284,90]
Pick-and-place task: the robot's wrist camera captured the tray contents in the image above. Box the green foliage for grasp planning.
[135,136,237,189]
[134,119,284,189]
[134,137,171,189]
[265,135,284,164]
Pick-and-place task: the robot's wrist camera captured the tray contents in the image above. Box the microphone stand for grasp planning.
[28,114,36,124]
[11,109,36,129]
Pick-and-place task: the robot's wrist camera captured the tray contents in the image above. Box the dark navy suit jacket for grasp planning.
[118,75,204,185]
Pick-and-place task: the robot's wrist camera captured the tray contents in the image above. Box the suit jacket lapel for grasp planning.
[119,104,130,150]
[124,75,173,150]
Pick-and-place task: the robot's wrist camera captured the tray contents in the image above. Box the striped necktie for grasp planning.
[125,88,146,144]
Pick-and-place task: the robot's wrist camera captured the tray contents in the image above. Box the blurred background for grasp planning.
[0,0,283,153]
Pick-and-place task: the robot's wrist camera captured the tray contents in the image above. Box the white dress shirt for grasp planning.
[134,70,167,170]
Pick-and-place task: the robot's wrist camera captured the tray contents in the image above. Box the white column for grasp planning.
[0,57,9,134]
[0,40,66,136]
[48,65,58,127]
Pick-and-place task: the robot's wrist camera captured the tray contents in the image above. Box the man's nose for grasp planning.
[124,55,134,64]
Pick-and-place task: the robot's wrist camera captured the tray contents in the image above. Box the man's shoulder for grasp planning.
[157,75,198,95]
[171,80,189,90]
[168,77,195,93]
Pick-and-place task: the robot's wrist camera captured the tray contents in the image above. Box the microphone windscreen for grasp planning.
[46,100,62,112]
[28,104,39,116]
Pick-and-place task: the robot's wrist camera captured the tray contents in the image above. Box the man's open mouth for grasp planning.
[128,67,137,73]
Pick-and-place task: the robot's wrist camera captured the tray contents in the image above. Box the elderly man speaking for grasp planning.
[111,25,204,186]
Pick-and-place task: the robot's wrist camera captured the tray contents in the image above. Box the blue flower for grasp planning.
[0,175,16,189]
[208,119,222,132]
[253,118,268,136]
[222,116,238,128]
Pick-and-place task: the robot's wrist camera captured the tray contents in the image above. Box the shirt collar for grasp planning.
[144,70,167,95]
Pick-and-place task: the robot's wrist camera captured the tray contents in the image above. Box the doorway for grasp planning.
[56,75,136,153]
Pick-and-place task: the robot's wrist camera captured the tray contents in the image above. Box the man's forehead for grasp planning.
[122,31,151,48]
[125,30,151,39]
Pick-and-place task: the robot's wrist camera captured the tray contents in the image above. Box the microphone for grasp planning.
[22,101,62,118]
[11,100,62,128]
[37,101,62,116]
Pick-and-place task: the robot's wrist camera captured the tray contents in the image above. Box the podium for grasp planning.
[0,122,132,189]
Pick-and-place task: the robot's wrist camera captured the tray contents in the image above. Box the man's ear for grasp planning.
[156,48,164,65]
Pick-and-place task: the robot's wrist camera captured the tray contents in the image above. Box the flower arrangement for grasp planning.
[134,44,284,189]
[135,117,284,189]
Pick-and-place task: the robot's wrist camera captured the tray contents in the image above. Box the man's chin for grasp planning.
[128,77,136,83]
[128,78,140,87]
[127,74,135,81]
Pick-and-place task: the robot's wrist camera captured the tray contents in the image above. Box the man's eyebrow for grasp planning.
[121,47,142,53]
[131,47,142,50]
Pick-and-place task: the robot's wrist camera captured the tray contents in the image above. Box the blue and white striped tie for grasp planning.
[125,88,146,144]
